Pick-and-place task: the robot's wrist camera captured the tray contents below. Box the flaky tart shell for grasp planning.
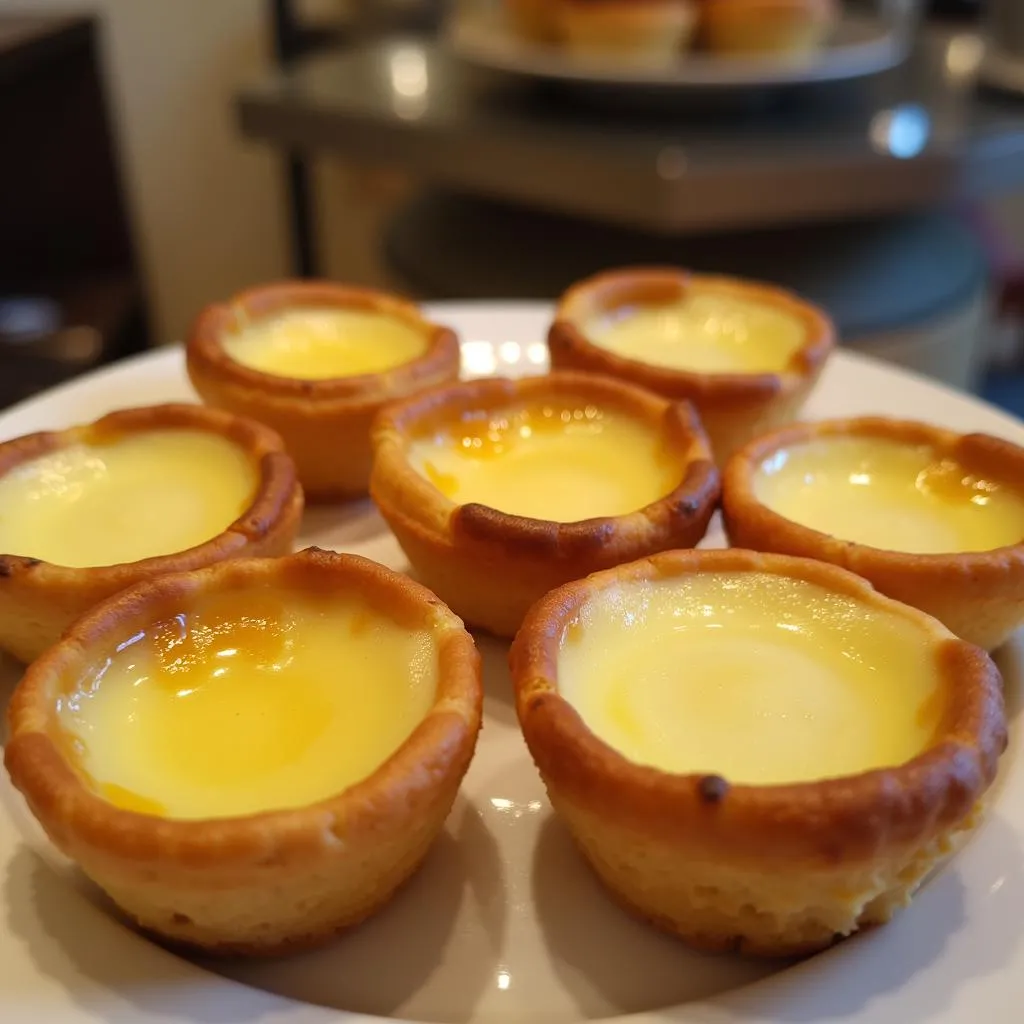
[723,416,1024,651]
[700,0,839,55]
[0,403,302,664]
[555,0,699,59]
[370,371,721,638]
[4,548,483,956]
[548,267,835,464]
[510,548,1007,957]
[186,280,460,501]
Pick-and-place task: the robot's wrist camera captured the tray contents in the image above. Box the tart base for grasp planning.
[84,776,460,956]
[551,791,980,957]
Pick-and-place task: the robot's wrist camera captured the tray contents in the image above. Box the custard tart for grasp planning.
[723,417,1024,650]
[701,0,839,56]
[370,371,719,638]
[556,0,699,63]
[186,280,460,500]
[5,548,482,955]
[511,548,1006,956]
[0,403,301,663]
[549,267,835,463]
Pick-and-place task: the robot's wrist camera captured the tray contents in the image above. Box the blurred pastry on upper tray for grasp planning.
[0,403,301,663]
[723,416,1024,650]
[700,0,840,57]
[555,0,700,64]
[503,0,561,42]
[370,371,719,637]
[549,267,835,463]
[187,281,460,501]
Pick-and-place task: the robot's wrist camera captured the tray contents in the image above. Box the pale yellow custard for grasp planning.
[583,293,806,374]
[408,401,680,521]
[222,308,428,380]
[58,588,437,819]
[0,430,257,567]
[755,437,1024,554]
[559,571,945,785]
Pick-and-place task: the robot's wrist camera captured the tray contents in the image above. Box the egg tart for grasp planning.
[370,371,719,638]
[0,403,301,664]
[510,548,1006,957]
[723,417,1024,651]
[5,547,482,955]
[555,1,699,63]
[700,0,839,57]
[549,267,835,463]
[186,280,460,501]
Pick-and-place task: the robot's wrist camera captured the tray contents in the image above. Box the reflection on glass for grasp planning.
[388,45,429,120]
[868,104,930,159]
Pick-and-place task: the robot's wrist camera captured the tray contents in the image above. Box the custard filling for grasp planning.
[558,572,945,785]
[223,308,428,380]
[582,292,806,374]
[58,588,438,819]
[0,429,258,567]
[755,437,1024,554]
[408,400,681,521]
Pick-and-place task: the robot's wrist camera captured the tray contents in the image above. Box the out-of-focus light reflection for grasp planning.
[945,34,983,82]
[868,105,930,160]
[462,340,498,377]
[499,341,521,364]
[489,796,544,818]
[388,45,428,120]
[496,969,511,991]
[526,341,549,368]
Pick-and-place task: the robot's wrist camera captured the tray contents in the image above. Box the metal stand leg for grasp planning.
[271,0,319,278]
[286,152,317,278]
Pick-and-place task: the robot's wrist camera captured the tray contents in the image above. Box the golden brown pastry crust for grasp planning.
[510,548,1007,956]
[186,280,460,501]
[0,403,302,663]
[370,371,720,638]
[700,0,839,55]
[5,547,483,955]
[723,416,1024,651]
[548,267,835,463]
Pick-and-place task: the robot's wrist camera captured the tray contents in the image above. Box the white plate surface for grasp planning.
[1,301,1022,1024]
[447,7,908,89]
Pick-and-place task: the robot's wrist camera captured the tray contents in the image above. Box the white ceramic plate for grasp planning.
[1,301,1022,1024]
[447,6,908,90]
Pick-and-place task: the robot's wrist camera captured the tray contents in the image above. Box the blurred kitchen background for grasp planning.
[4,0,1024,412]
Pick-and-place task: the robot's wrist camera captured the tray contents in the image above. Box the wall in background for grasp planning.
[1,0,290,343]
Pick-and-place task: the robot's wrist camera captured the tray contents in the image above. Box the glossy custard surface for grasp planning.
[408,400,680,521]
[755,437,1024,554]
[559,572,944,785]
[223,308,428,380]
[583,292,806,374]
[59,588,438,819]
[0,430,257,567]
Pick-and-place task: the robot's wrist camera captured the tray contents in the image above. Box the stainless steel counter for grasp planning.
[239,26,1024,236]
